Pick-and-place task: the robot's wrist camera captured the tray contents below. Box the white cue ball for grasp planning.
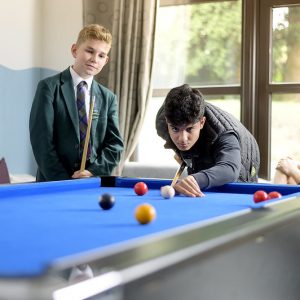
[160,185,175,199]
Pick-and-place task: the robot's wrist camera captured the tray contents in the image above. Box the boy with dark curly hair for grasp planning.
[156,84,260,197]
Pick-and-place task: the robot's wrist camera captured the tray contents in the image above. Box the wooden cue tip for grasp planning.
[171,162,186,187]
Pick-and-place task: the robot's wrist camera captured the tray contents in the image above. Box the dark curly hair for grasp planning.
[164,84,205,126]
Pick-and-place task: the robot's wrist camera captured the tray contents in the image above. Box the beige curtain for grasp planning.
[83,0,158,174]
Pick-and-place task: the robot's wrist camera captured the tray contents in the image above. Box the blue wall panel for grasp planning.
[0,65,57,176]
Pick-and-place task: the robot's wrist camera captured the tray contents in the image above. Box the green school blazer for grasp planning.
[29,68,123,181]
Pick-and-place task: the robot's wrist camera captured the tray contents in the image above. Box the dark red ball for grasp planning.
[268,191,282,199]
[253,190,269,203]
[134,182,148,196]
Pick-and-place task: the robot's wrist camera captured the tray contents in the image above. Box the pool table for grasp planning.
[1,177,300,300]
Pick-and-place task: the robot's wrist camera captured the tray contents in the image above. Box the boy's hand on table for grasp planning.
[72,170,93,179]
[174,175,205,197]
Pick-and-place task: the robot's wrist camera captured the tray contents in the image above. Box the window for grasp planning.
[152,1,242,88]
[270,6,300,174]
[138,0,300,180]
[258,0,300,178]
[138,0,242,164]
[271,94,300,168]
[271,6,300,83]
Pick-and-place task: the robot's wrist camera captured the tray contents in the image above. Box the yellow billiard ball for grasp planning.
[135,203,156,224]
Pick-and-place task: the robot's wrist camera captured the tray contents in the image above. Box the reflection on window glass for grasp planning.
[153,0,242,88]
[206,95,240,121]
[272,6,300,83]
[271,94,300,178]
[138,97,175,164]
[138,96,240,164]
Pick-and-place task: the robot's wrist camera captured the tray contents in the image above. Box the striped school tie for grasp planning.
[76,81,91,159]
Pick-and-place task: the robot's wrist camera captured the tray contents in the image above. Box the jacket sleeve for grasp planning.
[87,94,124,176]
[29,80,70,181]
[192,133,241,189]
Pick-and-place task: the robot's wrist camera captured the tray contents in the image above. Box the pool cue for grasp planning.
[80,96,95,172]
[171,161,186,187]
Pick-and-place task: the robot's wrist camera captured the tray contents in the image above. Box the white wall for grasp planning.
[42,0,83,70]
[0,0,42,69]
[0,0,82,70]
[0,0,83,175]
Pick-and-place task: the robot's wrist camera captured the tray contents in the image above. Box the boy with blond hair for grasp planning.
[30,24,123,181]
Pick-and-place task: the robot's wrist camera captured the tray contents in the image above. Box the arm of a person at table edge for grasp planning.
[30,80,70,181]
[276,157,300,184]
[288,169,300,184]
[83,94,124,176]
[290,162,300,184]
[175,134,241,196]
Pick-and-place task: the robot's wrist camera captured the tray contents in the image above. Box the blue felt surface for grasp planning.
[0,177,300,277]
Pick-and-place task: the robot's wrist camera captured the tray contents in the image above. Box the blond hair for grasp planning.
[76,24,112,46]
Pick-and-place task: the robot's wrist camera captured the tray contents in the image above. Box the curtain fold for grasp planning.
[84,0,158,175]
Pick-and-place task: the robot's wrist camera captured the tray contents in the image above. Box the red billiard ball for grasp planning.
[268,191,282,199]
[99,193,115,210]
[134,182,148,196]
[253,190,269,203]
